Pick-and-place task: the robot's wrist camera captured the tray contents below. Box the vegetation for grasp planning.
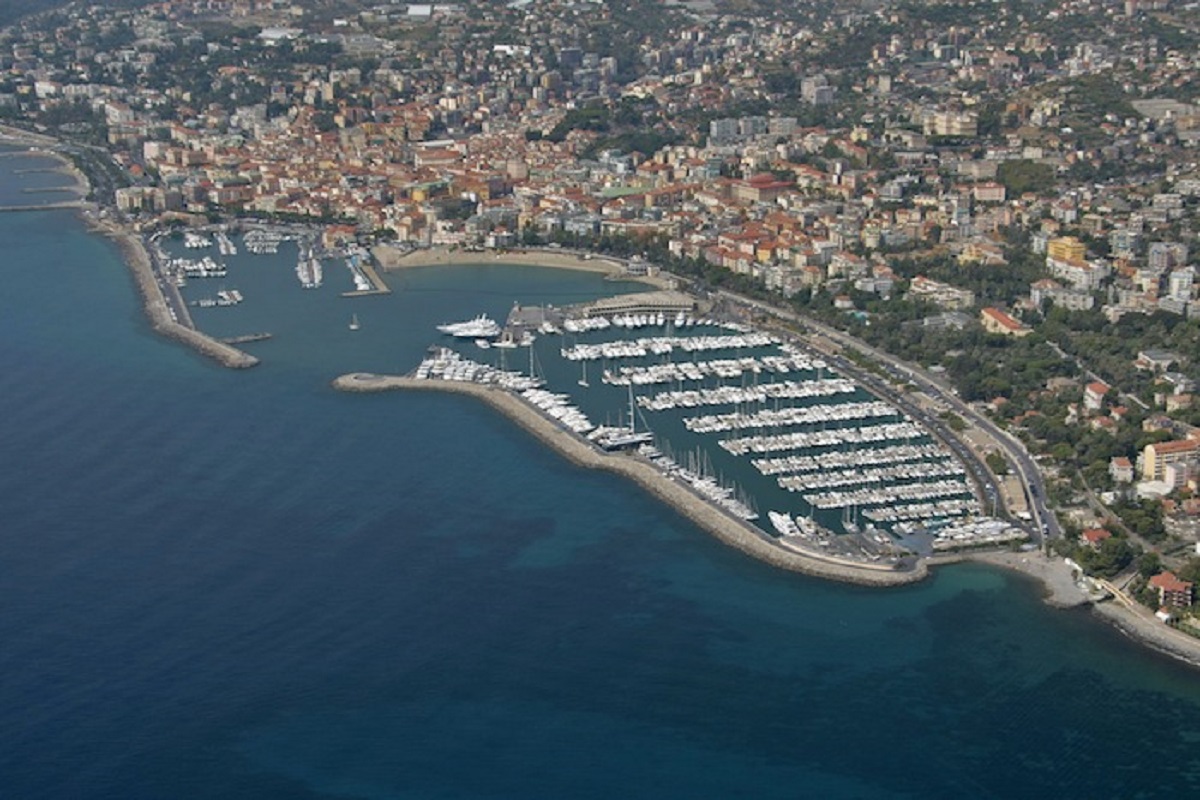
[997,160,1056,197]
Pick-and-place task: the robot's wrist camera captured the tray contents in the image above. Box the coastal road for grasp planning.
[712,289,1060,544]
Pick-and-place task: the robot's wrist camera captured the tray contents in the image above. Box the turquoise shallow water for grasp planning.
[2,158,1200,798]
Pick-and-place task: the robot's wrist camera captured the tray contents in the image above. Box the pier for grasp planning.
[98,221,258,369]
[0,201,84,212]
[331,369,927,586]
[220,333,272,345]
[340,261,391,297]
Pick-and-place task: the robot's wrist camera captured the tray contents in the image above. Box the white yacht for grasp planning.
[436,314,502,339]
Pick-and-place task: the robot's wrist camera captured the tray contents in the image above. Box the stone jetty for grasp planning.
[333,372,929,587]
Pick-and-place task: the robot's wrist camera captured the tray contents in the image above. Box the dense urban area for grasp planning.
[5,0,1200,629]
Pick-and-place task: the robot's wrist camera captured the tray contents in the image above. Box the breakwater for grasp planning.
[333,372,928,587]
[100,221,258,369]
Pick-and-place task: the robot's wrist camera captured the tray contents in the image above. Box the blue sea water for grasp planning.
[2,169,1200,798]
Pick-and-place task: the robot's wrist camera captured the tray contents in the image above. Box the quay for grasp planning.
[340,261,391,297]
[332,371,928,587]
[220,333,272,345]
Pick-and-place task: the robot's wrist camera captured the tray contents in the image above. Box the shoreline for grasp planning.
[1091,601,1200,669]
[9,126,1200,670]
[373,244,675,289]
[333,372,929,587]
[333,371,1200,671]
[0,126,256,369]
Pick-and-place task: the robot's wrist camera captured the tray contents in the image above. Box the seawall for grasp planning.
[333,372,928,587]
[100,221,258,369]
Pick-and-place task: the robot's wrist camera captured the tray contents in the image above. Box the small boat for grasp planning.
[349,313,360,331]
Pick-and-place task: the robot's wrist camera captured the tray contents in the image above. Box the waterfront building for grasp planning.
[1149,571,1195,608]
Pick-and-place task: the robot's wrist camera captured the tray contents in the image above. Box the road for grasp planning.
[712,288,1061,545]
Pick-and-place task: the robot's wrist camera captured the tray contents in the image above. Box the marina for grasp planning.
[131,220,1027,571]
[374,293,1023,567]
[135,226,1025,568]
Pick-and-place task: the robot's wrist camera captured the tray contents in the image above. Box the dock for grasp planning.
[0,201,84,212]
[340,262,391,297]
[219,333,272,345]
[332,369,928,586]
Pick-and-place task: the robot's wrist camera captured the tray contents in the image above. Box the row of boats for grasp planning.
[777,460,966,494]
[801,478,973,511]
[561,312,699,332]
[168,255,226,280]
[751,443,948,477]
[243,229,288,254]
[185,227,288,255]
[682,400,901,435]
[718,421,929,457]
[560,332,780,361]
[412,348,542,391]
[865,499,979,525]
[602,356,826,387]
[296,244,322,289]
[214,230,237,256]
[641,445,757,521]
[427,305,996,543]
[195,289,243,308]
[183,232,211,249]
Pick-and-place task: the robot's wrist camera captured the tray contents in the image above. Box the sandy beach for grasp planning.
[0,127,90,206]
[948,550,1091,608]
[373,244,676,289]
[36,149,89,200]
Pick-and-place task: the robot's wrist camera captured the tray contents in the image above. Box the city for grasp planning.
[5,0,1200,652]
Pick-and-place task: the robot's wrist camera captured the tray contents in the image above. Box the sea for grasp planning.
[2,151,1200,799]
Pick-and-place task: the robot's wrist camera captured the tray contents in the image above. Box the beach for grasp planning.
[946,549,1091,608]
[373,244,676,288]
[0,127,90,209]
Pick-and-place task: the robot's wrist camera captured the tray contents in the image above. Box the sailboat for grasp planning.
[349,313,360,331]
[578,360,589,387]
[842,504,860,534]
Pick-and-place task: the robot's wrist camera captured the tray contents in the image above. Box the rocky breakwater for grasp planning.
[333,372,928,587]
[103,222,258,369]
